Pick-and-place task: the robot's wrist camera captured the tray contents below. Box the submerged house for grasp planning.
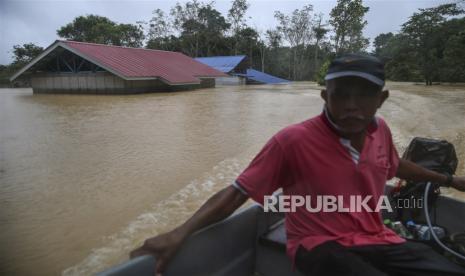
[242,69,290,84]
[195,55,290,85]
[194,55,249,85]
[10,40,227,94]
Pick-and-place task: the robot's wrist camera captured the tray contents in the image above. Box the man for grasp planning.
[131,54,465,276]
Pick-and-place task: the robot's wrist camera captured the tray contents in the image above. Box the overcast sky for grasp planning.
[0,0,450,65]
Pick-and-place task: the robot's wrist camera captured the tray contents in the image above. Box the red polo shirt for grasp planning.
[235,112,405,264]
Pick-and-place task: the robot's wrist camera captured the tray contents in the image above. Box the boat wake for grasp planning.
[62,157,248,275]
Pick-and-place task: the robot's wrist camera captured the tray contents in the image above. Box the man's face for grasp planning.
[321,76,389,135]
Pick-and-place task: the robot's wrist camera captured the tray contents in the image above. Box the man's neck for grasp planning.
[323,106,367,152]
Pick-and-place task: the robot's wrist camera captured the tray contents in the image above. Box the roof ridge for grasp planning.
[196,55,246,59]
[59,40,179,54]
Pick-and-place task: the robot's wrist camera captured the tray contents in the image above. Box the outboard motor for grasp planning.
[390,137,465,265]
[402,137,457,175]
[390,137,458,221]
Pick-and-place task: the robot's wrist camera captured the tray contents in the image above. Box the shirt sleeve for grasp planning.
[235,136,292,205]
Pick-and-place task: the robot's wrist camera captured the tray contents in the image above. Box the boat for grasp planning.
[97,186,465,276]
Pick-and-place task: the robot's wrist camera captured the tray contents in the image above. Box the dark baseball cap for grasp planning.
[325,54,385,86]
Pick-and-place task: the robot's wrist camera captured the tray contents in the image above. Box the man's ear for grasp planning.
[321,89,328,103]
[378,90,389,108]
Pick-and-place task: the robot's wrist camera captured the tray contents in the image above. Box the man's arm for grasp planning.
[396,159,465,191]
[130,185,248,275]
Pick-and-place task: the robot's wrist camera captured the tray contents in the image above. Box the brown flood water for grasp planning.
[0,82,464,275]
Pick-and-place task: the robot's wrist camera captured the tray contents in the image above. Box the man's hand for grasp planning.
[129,185,248,276]
[397,159,465,192]
[451,176,465,192]
[130,229,185,276]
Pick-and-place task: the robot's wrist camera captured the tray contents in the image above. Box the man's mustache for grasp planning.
[338,114,366,120]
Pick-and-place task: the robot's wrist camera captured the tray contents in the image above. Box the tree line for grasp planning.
[373,3,465,84]
[1,0,464,86]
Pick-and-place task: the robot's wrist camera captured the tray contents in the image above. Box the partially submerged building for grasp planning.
[10,40,227,94]
[242,69,290,84]
[195,55,249,85]
[195,55,290,85]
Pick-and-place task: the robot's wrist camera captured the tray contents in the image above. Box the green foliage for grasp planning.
[8,0,371,83]
[401,3,464,84]
[167,1,231,57]
[57,15,145,47]
[236,27,258,54]
[265,29,282,49]
[374,3,465,83]
[373,32,393,56]
[0,65,13,86]
[12,43,44,66]
[312,13,329,75]
[274,5,314,80]
[315,59,331,85]
[375,33,423,81]
[8,0,465,85]
[441,23,465,82]
[329,0,369,54]
[0,43,44,86]
[116,24,145,48]
[228,0,249,33]
[148,9,172,43]
[228,0,250,55]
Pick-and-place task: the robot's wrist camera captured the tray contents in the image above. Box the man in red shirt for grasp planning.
[132,54,465,275]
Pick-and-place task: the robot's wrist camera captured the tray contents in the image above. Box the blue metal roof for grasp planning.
[245,69,290,84]
[195,55,290,84]
[194,55,247,73]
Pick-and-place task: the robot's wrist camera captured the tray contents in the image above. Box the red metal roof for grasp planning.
[60,40,227,84]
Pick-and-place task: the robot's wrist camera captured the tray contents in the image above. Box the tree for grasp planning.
[228,0,250,55]
[315,59,330,85]
[373,32,394,57]
[197,5,230,56]
[401,3,464,84]
[171,0,205,32]
[180,18,204,57]
[266,29,282,49]
[148,9,172,40]
[312,13,329,73]
[371,3,465,83]
[382,34,423,81]
[236,27,259,65]
[264,29,282,76]
[146,9,173,50]
[255,29,266,72]
[0,64,12,86]
[58,15,114,44]
[0,43,44,86]
[170,0,216,57]
[329,0,369,54]
[11,43,44,66]
[275,4,314,80]
[116,24,145,47]
[439,18,465,82]
[57,15,145,47]
[147,35,182,52]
